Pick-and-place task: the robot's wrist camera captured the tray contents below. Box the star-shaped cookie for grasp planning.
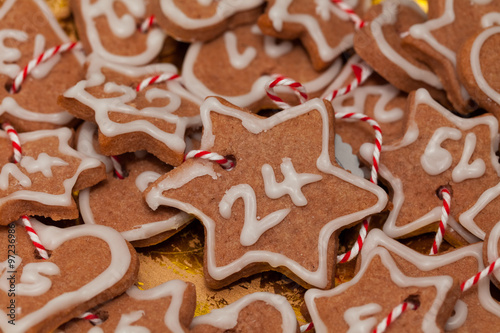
[60,54,202,166]
[360,88,500,239]
[0,127,105,226]
[145,97,388,289]
[402,0,500,113]
[0,218,139,333]
[0,0,84,132]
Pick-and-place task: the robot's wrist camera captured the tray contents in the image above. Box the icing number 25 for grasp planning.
[420,128,485,182]
[219,157,322,246]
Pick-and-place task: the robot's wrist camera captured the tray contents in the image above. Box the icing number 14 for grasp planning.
[219,157,322,246]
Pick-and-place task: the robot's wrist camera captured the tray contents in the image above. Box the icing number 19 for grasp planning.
[219,157,322,246]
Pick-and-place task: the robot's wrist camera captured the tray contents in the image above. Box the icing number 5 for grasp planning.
[420,128,485,182]
[219,157,322,246]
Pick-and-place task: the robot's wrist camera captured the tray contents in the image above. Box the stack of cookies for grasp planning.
[1,0,500,332]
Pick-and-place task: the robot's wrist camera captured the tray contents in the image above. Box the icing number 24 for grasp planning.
[420,128,485,183]
[219,157,322,246]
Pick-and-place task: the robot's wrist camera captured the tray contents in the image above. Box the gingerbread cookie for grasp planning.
[145,97,388,289]
[0,0,84,132]
[70,0,166,65]
[485,222,500,288]
[182,23,342,112]
[0,127,106,226]
[0,218,139,333]
[60,54,202,167]
[322,54,407,154]
[76,122,194,248]
[401,0,500,114]
[353,0,447,106]
[359,88,500,239]
[190,292,299,333]
[304,230,460,333]
[151,0,265,42]
[458,25,500,118]
[258,0,370,71]
[61,280,196,332]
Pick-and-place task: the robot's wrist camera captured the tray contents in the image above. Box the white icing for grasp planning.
[268,0,359,62]
[63,55,202,156]
[0,256,60,296]
[420,127,462,176]
[344,303,381,333]
[470,26,500,107]
[31,34,60,80]
[76,122,113,173]
[0,219,132,333]
[451,133,486,182]
[481,12,500,27]
[125,280,189,333]
[219,184,291,246]
[360,89,500,238]
[305,242,455,333]
[146,97,388,288]
[445,300,468,331]
[190,292,297,332]
[261,157,322,206]
[0,29,27,79]
[115,311,149,333]
[0,163,32,190]
[321,54,404,124]
[80,0,165,65]
[0,97,74,125]
[182,27,343,108]
[263,36,293,58]
[0,128,103,209]
[135,171,161,192]
[487,222,500,283]
[20,153,69,177]
[369,0,442,89]
[159,0,264,29]
[223,31,257,69]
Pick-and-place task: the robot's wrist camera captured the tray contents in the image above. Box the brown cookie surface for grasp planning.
[145,97,388,289]
[151,0,264,42]
[70,0,166,66]
[60,55,202,166]
[0,219,139,333]
[258,0,370,71]
[0,0,84,132]
[0,127,105,225]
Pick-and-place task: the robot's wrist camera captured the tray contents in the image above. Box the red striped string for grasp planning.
[331,0,366,30]
[325,63,373,101]
[79,312,103,325]
[110,156,125,179]
[10,41,82,94]
[2,123,22,163]
[373,300,419,333]
[265,75,308,109]
[139,15,156,33]
[184,150,235,171]
[136,73,180,92]
[336,113,382,263]
[461,258,500,293]
[300,322,314,332]
[429,187,451,255]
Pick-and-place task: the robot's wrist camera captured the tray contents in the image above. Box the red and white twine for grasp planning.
[461,258,500,293]
[184,150,235,171]
[265,75,308,109]
[79,312,103,326]
[373,300,419,333]
[10,41,82,94]
[139,15,156,33]
[136,73,180,92]
[300,322,314,332]
[2,122,22,163]
[429,188,451,255]
[325,63,373,101]
[110,156,125,179]
[336,113,382,263]
[21,215,49,260]
[331,0,366,30]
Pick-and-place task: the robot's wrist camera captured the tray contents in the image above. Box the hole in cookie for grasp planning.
[436,185,452,200]
[94,310,109,325]
[404,294,421,310]
[34,249,51,260]
[4,81,14,93]
[496,150,500,164]
[224,154,236,171]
